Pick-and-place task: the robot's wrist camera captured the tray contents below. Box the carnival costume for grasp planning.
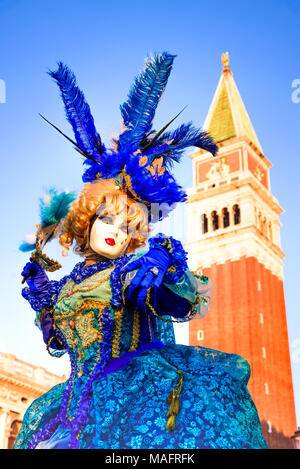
[15,52,267,449]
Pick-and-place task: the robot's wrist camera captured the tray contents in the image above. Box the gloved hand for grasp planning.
[21,259,50,295]
[120,245,172,313]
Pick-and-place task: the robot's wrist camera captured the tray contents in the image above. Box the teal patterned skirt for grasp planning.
[14,344,267,449]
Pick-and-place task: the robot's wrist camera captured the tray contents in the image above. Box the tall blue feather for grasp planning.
[158,123,218,163]
[48,62,103,158]
[118,52,176,148]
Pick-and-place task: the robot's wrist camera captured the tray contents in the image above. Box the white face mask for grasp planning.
[89,206,132,259]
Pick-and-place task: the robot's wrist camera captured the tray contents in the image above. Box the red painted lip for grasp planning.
[105,238,116,246]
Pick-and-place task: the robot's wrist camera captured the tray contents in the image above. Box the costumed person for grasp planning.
[14,52,267,450]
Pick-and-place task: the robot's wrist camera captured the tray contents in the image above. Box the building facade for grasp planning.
[186,53,298,449]
[0,352,65,449]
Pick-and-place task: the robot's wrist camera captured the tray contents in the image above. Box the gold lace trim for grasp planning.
[129,309,140,351]
[111,307,123,358]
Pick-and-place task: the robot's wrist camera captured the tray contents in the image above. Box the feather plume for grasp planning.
[48,62,103,159]
[39,188,77,227]
[141,106,187,152]
[118,52,176,148]
[19,189,77,252]
[158,123,218,161]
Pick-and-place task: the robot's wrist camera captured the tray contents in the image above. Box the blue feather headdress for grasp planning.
[43,52,218,221]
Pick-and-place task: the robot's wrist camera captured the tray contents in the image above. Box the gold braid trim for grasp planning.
[159,237,173,253]
[157,237,177,274]
[145,288,183,324]
[46,335,63,354]
[129,309,140,351]
[148,315,153,343]
[111,307,123,358]
[146,287,198,323]
[44,307,64,355]
[166,370,183,432]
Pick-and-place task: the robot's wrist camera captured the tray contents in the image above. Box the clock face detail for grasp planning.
[206,157,230,181]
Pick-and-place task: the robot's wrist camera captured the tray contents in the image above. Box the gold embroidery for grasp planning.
[56,269,113,305]
[129,309,140,351]
[75,312,99,349]
[54,298,110,321]
[57,320,76,349]
[111,307,123,358]
[56,279,75,304]
[72,268,113,294]
[55,299,110,349]
[65,305,105,423]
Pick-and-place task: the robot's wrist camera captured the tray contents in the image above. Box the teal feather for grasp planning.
[19,242,36,252]
[18,189,77,252]
[39,189,77,227]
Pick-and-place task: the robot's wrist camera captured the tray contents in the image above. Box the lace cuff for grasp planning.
[148,233,188,284]
[158,271,213,322]
[164,271,212,320]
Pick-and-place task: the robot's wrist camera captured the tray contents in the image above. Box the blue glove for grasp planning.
[120,245,172,313]
[21,259,50,296]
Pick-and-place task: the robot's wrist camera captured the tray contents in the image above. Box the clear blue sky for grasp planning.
[0,0,299,427]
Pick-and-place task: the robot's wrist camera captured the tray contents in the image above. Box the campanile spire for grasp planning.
[204,52,263,155]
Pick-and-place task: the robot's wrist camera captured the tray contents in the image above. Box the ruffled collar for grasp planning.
[69,258,115,284]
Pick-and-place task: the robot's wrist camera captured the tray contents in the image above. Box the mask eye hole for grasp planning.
[99,215,112,224]
[120,224,128,233]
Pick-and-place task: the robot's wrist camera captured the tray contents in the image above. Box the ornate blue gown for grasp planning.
[14,251,267,449]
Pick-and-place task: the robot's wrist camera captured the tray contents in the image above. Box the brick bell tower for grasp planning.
[185,53,297,449]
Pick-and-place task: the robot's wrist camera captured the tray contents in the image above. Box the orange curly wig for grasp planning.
[59,179,150,257]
